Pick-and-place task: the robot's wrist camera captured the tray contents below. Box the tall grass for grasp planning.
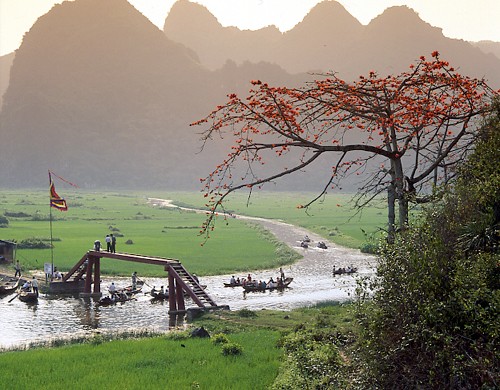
[0,330,282,389]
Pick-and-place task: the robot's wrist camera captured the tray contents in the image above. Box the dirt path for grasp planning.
[148,198,377,309]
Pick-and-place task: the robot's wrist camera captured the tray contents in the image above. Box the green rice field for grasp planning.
[0,190,385,276]
[0,329,282,389]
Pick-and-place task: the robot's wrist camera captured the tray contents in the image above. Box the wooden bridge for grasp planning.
[62,250,220,314]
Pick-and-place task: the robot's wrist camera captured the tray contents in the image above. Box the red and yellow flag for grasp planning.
[49,172,68,211]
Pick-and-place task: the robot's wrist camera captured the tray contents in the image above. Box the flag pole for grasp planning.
[48,169,73,280]
[49,170,54,279]
[49,197,54,278]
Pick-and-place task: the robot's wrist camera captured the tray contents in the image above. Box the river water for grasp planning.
[0,200,376,349]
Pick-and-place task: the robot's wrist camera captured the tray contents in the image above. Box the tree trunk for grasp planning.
[387,182,396,243]
[393,158,408,231]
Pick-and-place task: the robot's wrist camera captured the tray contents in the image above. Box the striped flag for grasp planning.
[49,172,68,211]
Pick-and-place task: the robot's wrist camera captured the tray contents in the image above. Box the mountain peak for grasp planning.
[289,0,362,35]
[164,0,222,33]
[367,6,442,36]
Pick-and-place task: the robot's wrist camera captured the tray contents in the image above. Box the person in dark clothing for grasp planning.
[110,234,116,253]
[14,260,21,277]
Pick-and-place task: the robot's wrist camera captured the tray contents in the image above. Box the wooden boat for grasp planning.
[123,284,143,295]
[332,267,358,276]
[0,277,21,295]
[150,288,168,300]
[18,287,38,303]
[150,283,207,300]
[223,282,243,287]
[98,292,134,306]
[317,241,328,249]
[243,277,293,292]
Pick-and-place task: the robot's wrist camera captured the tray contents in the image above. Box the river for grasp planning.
[0,199,376,349]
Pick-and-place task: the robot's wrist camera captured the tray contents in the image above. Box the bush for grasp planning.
[236,308,257,318]
[0,215,8,227]
[17,238,53,249]
[211,333,229,345]
[273,325,346,389]
[4,211,30,218]
[221,342,243,356]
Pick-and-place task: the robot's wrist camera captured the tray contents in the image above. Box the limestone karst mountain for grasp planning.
[164,1,500,86]
[0,0,299,188]
[1,0,499,189]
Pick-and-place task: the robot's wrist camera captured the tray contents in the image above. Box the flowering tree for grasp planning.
[192,52,498,240]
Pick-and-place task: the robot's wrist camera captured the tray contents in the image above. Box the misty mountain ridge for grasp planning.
[1,0,499,190]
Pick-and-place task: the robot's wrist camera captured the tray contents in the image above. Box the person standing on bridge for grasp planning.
[110,233,116,253]
[105,234,111,252]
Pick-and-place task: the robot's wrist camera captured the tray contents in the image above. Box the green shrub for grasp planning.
[211,333,229,345]
[221,342,243,356]
[0,215,8,227]
[4,211,30,218]
[236,308,257,318]
[17,238,53,249]
[273,325,346,389]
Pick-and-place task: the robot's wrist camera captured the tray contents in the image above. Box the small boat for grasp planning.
[223,282,243,288]
[150,288,168,300]
[317,241,328,249]
[0,277,21,295]
[243,277,294,293]
[123,284,143,295]
[98,292,134,306]
[18,287,38,303]
[332,266,358,276]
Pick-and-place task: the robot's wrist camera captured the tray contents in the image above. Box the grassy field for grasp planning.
[158,190,387,248]
[0,330,282,389]
[0,303,354,389]
[0,190,385,277]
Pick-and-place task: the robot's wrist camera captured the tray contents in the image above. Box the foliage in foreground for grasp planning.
[353,103,500,389]
[273,317,351,389]
[0,329,281,390]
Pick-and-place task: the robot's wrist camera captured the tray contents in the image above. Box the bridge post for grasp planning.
[176,282,185,312]
[84,257,93,294]
[93,257,100,294]
[168,272,177,313]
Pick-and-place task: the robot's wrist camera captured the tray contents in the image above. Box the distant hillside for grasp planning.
[0,0,304,189]
[472,40,500,60]
[0,52,14,109]
[164,1,500,87]
[1,0,499,190]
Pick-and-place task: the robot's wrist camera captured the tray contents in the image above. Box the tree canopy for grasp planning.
[193,52,498,239]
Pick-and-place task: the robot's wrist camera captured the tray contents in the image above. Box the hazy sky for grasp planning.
[0,0,499,57]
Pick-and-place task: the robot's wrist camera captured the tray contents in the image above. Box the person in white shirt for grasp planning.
[31,276,39,296]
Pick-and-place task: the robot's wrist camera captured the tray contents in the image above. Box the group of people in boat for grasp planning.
[299,235,328,249]
[20,276,39,297]
[228,267,287,289]
[107,281,129,301]
[332,265,357,275]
